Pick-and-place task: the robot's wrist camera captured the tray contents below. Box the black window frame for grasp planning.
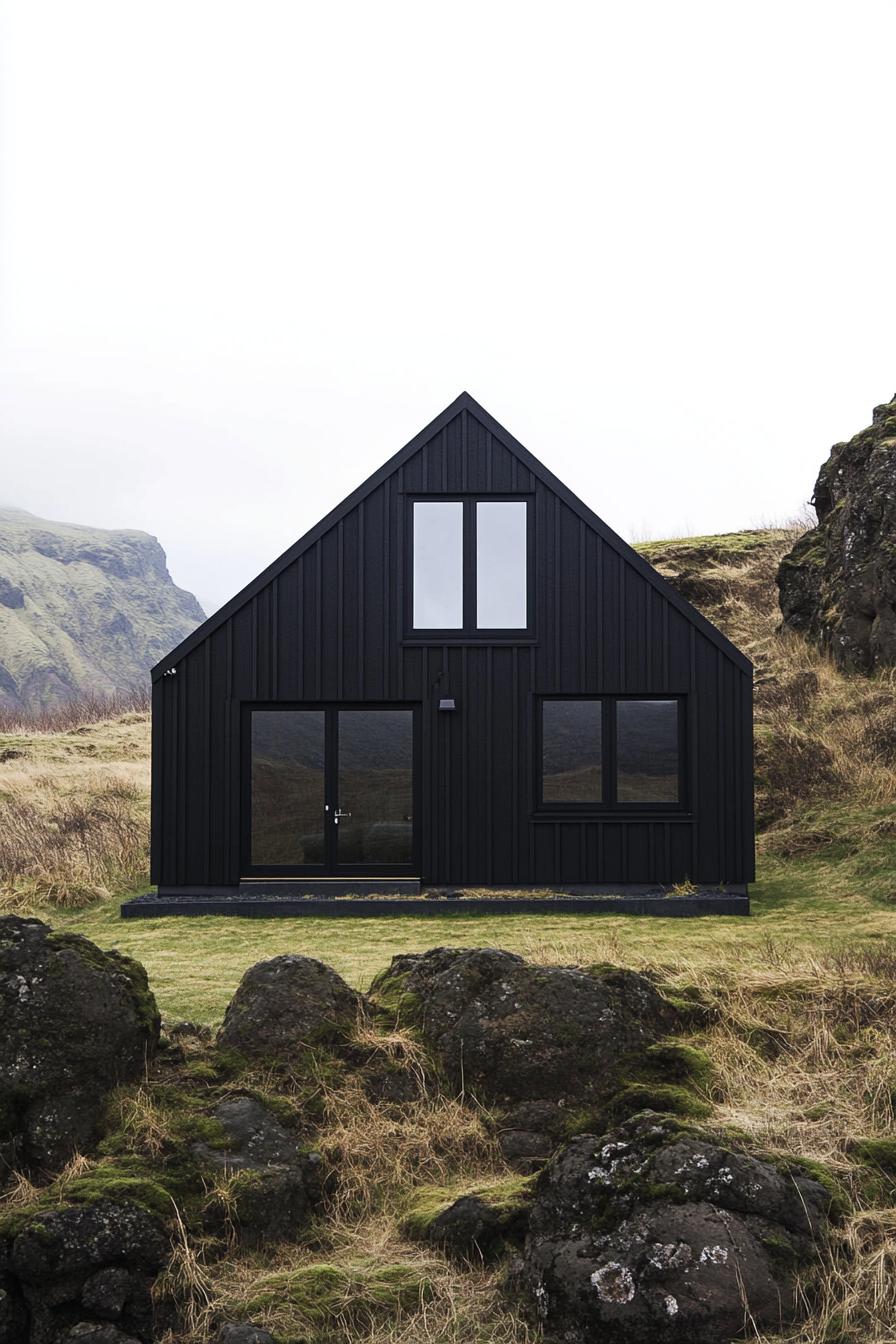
[535,693,687,814]
[240,700,422,878]
[405,493,535,642]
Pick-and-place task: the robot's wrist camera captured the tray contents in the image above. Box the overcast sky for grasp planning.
[1,2,894,615]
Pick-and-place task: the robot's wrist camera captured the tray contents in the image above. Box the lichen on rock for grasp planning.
[516,1111,837,1343]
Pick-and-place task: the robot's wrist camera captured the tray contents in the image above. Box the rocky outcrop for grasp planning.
[516,1112,835,1344]
[370,949,683,1161]
[193,1096,324,1245]
[0,918,160,1178]
[777,394,896,671]
[6,1200,167,1343]
[0,505,204,712]
[218,954,366,1059]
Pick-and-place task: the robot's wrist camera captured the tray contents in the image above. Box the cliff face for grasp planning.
[0,507,205,710]
[777,394,896,672]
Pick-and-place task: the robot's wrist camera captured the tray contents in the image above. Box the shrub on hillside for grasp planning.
[0,685,150,734]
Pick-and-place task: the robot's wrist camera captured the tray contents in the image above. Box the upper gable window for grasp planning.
[413,502,463,628]
[476,501,528,629]
[411,496,530,635]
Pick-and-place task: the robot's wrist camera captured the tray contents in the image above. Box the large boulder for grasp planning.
[778,393,896,671]
[9,1199,167,1343]
[193,1096,323,1245]
[371,949,681,1157]
[517,1112,835,1344]
[217,954,366,1059]
[0,918,160,1178]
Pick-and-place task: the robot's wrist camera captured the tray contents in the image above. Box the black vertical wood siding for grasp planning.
[151,400,754,889]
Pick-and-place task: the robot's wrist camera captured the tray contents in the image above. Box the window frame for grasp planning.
[405,493,535,642]
[535,693,687,814]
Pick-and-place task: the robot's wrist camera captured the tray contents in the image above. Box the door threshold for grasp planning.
[238,877,422,898]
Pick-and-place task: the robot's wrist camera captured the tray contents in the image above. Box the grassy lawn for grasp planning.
[49,855,896,1023]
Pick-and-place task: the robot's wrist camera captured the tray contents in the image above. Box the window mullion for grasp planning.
[606,698,617,807]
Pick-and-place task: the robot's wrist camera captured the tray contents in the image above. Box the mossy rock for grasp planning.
[244,1260,435,1326]
[0,917,161,1177]
[367,968,424,1023]
[608,1081,713,1123]
[217,954,368,1062]
[780,1156,851,1221]
[402,1174,534,1257]
[562,1038,715,1136]
[46,931,161,1039]
[656,983,719,1027]
[642,1040,714,1089]
[849,1137,896,1174]
[0,1153,187,1231]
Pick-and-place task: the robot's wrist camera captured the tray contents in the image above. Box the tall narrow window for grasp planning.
[542,699,602,802]
[477,500,528,628]
[413,501,463,628]
[616,699,679,802]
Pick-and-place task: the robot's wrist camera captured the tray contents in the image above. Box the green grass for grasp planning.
[635,527,794,558]
[45,855,896,1025]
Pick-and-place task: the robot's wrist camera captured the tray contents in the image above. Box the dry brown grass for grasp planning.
[0,709,150,910]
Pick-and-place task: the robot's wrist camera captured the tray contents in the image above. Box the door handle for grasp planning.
[334,809,352,821]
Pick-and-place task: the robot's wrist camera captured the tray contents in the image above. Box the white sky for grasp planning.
[1,1,895,615]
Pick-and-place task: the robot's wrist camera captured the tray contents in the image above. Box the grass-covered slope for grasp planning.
[0,505,204,711]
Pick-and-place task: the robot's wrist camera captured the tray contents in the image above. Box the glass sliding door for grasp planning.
[245,705,416,876]
[335,710,413,869]
[250,710,326,868]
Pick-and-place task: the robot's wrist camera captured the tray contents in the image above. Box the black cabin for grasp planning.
[147,394,754,903]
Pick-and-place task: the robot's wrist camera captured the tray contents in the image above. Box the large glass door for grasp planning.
[335,709,414,871]
[245,705,416,876]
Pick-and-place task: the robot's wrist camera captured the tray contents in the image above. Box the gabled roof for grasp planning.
[152,392,752,678]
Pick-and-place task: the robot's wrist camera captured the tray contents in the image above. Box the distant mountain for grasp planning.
[0,506,205,710]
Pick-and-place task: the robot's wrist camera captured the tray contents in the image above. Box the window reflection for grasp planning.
[616,700,679,802]
[542,699,602,802]
[337,710,413,865]
[251,711,325,865]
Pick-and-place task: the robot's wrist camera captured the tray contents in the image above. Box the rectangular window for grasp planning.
[542,699,602,802]
[538,696,682,809]
[616,699,680,803]
[413,501,463,629]
[410,496,530,635]
[476,500,528,629]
